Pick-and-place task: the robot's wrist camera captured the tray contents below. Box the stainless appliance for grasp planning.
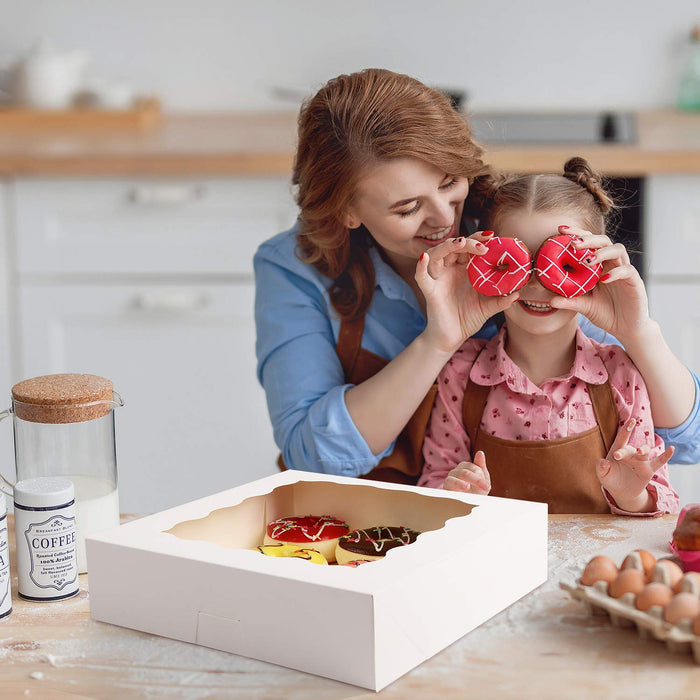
[467,111,636,145]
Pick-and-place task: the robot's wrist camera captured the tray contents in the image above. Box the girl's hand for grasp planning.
[549,226,652,345]
[416,232,521,354]
[443,451,491,493]
[596,417,675,512]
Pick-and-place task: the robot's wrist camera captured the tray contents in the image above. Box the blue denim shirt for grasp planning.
[254,226,700,475]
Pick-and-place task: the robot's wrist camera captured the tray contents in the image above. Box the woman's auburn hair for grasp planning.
[293,68,487,321]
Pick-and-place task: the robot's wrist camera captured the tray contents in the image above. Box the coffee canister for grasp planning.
[14,477,79,601]
[1,373,123,574]
[0,496,10,618]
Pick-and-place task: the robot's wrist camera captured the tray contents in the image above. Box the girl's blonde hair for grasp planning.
[465,156,615,235]
[293,68,487,320]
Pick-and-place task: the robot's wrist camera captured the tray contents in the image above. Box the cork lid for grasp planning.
[12,374,114,424]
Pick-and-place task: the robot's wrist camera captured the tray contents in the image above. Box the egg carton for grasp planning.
[560,555,700,663]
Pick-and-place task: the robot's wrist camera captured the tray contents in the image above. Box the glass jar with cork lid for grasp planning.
[0,373,123,573]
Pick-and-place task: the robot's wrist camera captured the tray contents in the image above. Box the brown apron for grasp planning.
[461,359,619,514]
[278,315,437,485]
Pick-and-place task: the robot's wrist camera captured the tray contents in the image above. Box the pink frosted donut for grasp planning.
[466,236,532,296]
[534,234,603,298]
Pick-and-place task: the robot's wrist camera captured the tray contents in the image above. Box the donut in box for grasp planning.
[264,515,349,563]
[335,526,421,565]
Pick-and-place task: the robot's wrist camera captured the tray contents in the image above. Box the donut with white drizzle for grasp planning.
[467,236,532,296]
[264,515,349,563]
[335,526,421,565]
[534,233,602,298]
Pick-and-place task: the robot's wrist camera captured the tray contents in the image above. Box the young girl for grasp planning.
[418,158,679,515]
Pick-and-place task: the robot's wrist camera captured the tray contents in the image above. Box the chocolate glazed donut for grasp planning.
[335,526,421,564]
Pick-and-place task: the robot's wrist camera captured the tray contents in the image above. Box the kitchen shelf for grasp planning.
[0,97,162,131]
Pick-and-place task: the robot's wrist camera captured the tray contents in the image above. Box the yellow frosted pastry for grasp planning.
[256,543,328,565]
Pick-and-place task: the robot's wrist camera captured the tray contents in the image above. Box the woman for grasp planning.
[254,68,699,483]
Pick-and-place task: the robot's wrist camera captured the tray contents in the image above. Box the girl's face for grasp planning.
[344,158,469,276]
[498,209,583,337]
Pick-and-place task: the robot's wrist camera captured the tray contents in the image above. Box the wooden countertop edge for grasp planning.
[485,148,700,176]
[0,152,296,177]
[0,108,698,177]
[2,148,699,178]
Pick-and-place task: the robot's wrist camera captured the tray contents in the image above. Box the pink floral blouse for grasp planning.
[419,327,679,516]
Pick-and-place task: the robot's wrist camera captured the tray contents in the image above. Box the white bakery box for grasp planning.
[86,470,547,691]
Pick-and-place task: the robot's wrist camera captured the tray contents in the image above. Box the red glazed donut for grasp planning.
[264,515,350,563]
[466,236,532,296]
[534,234,603,298]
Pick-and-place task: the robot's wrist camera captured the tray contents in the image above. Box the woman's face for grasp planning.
[345,158,469,275]
[498,209,582,337]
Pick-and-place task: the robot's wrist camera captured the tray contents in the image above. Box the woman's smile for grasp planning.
[417,221,457,244]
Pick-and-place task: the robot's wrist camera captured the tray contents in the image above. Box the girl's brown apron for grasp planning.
[461,355,619,513]
[278,315,437,485]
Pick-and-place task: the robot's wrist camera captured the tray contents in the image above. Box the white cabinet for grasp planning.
[14,178,289,276]
[12,177,298,513]
[645,175,700,278]
[645,175,700,502]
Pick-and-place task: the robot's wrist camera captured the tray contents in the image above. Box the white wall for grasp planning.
[0,1,698,112]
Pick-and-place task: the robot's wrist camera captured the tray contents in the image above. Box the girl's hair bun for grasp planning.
[465,169,516,219]
[563,156,614,214]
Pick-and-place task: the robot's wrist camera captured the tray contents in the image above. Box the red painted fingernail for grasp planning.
[559,225,569,229]
[575,237,584,242]
[600,273,610,281]
[475,242,486,249]
[420,252,426,261]
[483,230,494,237]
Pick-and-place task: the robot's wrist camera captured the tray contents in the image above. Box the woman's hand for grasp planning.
[443,451,491,493]
[596,417,675,512]
[549,226,653,345]
[415,232,521,354]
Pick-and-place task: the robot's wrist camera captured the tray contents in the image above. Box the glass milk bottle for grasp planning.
[0,374,123,573]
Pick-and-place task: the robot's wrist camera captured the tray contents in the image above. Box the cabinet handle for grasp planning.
[127,184,205,205]
[131,291,211,312]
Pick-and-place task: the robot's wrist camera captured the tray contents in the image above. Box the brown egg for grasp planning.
[609,568,646,598]
[635,582,674,611]
[654,559,685,590]
[633,549,657,581]
[664,592,700,624]
[581,555,618,586]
